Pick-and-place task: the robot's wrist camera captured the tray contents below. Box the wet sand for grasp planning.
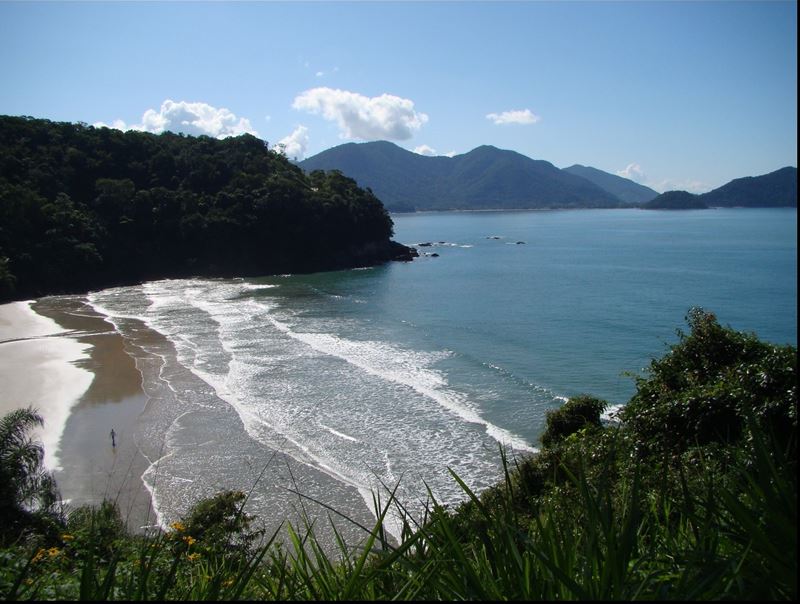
[1,297,157,531]
[1,296,381,548]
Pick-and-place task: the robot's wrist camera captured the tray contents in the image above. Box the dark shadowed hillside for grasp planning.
[642,190,709,210]
[0,116,414,302]
[700,166,797,207]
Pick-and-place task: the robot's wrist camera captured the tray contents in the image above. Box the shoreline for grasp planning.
[1,292,382,548]
[0,297,157,531]
[0,300,93,472]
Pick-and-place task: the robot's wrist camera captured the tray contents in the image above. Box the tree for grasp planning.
[540,395,606,448]
[622,307,797,459]
[0,115,407,302]
[0,407,62,545]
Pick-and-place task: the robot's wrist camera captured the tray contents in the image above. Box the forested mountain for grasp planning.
[299,142,622,211]
[563,164,659,204]
[642,190,709,210]
[699,166,797,207]
[643,167,797,210]
[0,116,414,302]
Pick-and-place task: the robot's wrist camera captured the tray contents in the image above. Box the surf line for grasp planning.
[266,316,536,454]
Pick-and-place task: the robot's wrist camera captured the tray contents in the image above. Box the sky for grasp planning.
[0,1,796,193]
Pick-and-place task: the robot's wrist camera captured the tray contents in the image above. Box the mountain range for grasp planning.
[300,142,634,211]
[299,141,796,212]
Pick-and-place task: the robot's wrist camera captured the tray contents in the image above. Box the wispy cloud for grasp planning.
[617,163,646,183]
[293,87,428,141]
[617,163,710,194]
[414,144,437,156]
[486,109,540,125]
[274,125,310,160]
[651,178,711,194]
[94,100,258,139]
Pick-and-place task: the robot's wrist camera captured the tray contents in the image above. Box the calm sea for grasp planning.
[84,208,797,535]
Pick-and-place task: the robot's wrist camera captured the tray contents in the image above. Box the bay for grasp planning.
[80,207,797,537]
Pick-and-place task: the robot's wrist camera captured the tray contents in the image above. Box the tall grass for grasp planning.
[1,424,795,601]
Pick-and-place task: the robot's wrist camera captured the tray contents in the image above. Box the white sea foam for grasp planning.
[240,283,279,291]
[134,284,375,500]
[320,423,360,442]
[86,278,537,544]
[266,315,535,453]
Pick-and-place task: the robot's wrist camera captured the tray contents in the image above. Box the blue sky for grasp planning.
[1,1,796,193]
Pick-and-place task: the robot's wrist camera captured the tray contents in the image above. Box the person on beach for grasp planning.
[110,428,116,447]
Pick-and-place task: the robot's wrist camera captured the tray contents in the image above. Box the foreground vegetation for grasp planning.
[1,309,796,600]
[0,115,410,302]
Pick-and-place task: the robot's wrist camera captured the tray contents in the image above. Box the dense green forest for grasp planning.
[0,115,413,302]
[1,309,795,600]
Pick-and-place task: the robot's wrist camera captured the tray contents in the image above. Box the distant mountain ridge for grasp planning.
[300,141,796,213]
[300,141,624,211]
[563,164,659,204]
[643,167,797,210]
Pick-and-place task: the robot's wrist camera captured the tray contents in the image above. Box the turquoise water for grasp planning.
[85,208,796,534]
[389,208,797,404]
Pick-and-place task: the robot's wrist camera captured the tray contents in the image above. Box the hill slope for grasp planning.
[0,116,414,302]
[642,167,797,210]
[563,164,658,204]
[700,166,797,207]
[300,142,622,211]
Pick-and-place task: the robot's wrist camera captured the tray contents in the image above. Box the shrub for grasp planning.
[540,395,607,448]
[622,308,797,459]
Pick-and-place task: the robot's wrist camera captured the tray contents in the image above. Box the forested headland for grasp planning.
[0,115,414,302]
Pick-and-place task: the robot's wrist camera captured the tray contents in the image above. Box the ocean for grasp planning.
[77,207,797,538]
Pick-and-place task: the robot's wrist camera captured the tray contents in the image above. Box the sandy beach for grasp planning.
[1,293,381,547]
[0,296,157,531]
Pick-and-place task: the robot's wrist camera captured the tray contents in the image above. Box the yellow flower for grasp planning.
[25,578,34,586]
[187,553,201,562]
[170,521,186,532]
[47,547,61,558]
[183,535,197,546]
[31,549,46,563]
[60,533,74,542]
[222,578,235,588]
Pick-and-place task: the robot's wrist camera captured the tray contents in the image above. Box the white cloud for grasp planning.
[414,144,437,156]
[94,100,258,139]
[651,178,711,194]
[93,119,128,131]
[486,109,541,125]
[444,150,458,158]
[292,87,428,141]
[617,163,646,183]
[274,125,310,160]
[616,164,711,194]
